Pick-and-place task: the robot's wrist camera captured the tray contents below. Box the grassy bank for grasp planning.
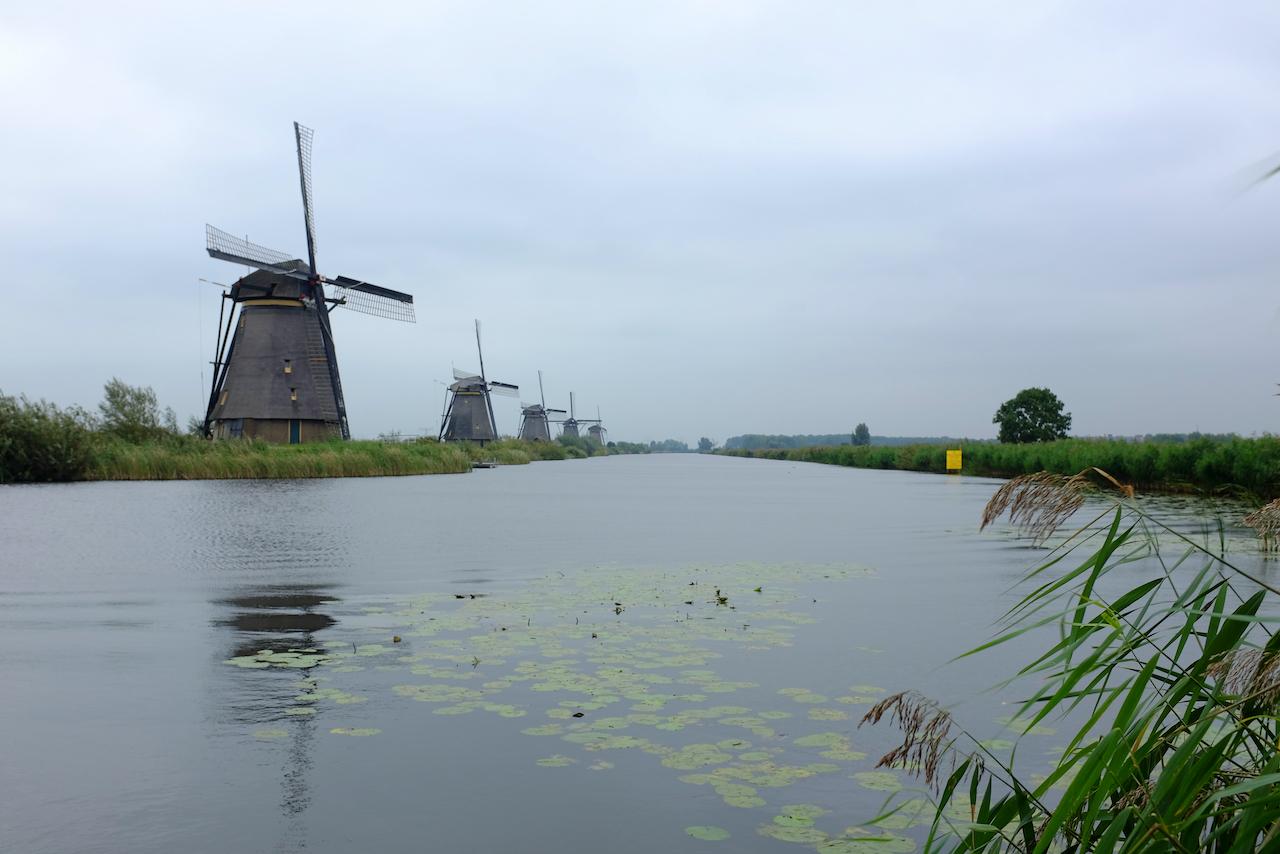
[0,434,594,483]
[86,436,595,481]
[718,436,1280,499]
[86,437,474,480]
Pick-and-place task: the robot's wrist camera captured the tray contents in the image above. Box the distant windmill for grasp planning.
[586,406,608,446]
[519,371,567,441]
[439,320,518,443]
[202,122,415,443]
[559,392,600,439]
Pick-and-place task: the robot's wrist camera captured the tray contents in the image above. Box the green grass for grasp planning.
[87,436,473,480]
[718,437,1280,499]
[79,436,585,481]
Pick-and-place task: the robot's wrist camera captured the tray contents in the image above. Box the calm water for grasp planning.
[0,455,1262,853]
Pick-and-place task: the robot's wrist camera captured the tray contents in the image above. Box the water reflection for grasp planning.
[212,584,339,852]
[216,589,339,652]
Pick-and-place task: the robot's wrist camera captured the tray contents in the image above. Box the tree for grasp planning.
[98,378,174,442]
[993,387,1071,443]
[698,437,716,452]
[852,423,870,446]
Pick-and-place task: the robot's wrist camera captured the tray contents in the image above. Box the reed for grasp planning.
[85,436,478,480]
[83,436,594,481]
[862,471,1280,852]
[719,436,1280,499]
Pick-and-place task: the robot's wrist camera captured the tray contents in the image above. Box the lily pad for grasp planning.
[853,771,902,792]
[329,727,380,737]
[685,825,731,841]
[536,754,577,767]
[253,728,288,739]
[819,829,916,853]
[758,823,828,844]
[809,708,850,721]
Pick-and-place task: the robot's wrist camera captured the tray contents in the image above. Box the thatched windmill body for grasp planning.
[439,320,518,443]
[518,371,566,441]
[202,122,415,443]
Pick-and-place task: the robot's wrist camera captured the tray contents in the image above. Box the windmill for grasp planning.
[439,320,518,443]
[586,406,608,446]
[559,392,600,439]
[202,122,415,443]
[518,371,567,441]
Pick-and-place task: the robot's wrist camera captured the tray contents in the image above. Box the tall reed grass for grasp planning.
[720,437,1280,499]
[863,470,1280,852]
[88,436,477,480]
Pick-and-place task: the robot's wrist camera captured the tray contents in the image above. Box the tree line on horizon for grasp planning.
[723,388,1248,452]
[723,433,969,451]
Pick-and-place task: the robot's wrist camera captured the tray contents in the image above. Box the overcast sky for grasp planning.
[3,1,1279,443]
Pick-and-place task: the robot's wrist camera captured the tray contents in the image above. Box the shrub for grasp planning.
[0,392,96,483]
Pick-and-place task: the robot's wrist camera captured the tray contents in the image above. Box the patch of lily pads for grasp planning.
[228,563,959,845]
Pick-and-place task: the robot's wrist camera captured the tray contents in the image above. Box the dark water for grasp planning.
[0,455,1263,853]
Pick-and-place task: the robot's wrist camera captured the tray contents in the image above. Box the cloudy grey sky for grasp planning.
[3,1,1279,443]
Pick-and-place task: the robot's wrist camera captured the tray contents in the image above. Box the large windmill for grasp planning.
[202,122,415,443]
[439,320,518,443]
[559,392,600,439]
[518,371,567,441]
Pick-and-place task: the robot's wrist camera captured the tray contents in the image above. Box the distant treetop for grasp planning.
[993,387,1071,444]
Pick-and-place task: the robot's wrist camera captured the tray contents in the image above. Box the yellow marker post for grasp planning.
[945,449,962,472]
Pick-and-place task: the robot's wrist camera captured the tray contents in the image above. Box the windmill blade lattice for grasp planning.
[327,277,416,322]
[205,225,308,278]
[488,381,520,398]
[294,122,318,274]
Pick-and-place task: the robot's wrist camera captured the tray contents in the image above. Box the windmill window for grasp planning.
[290,388,298,402]
[283,360,292,375]
[219,391,228,406]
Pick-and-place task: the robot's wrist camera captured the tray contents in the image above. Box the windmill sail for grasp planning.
[205,226,309,278]
[328,277,415,322]
[294,122,318,276]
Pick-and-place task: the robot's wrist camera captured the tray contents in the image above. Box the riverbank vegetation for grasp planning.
[719,436,1280,500]
[89,435,479,480]
[724,432,968,450]
[0,383,639,482]
[864,471,1280,851]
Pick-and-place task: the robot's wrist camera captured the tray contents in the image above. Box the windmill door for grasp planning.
[289,419,301,444]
